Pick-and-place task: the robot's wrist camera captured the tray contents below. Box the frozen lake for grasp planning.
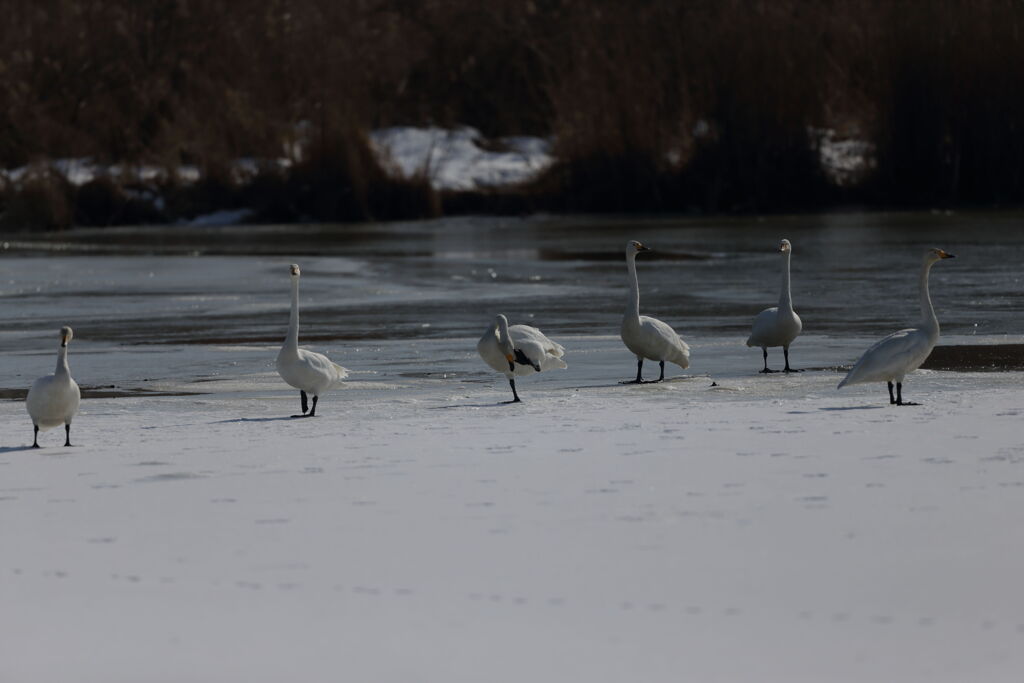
[2,212,1024,682]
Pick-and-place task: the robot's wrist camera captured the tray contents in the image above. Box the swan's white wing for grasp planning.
[278,348,347,394]
[630,316,690,368]
[747,307,779,347]
[838,328,933,387]
[298,348,348,385]
[509,325,567,372]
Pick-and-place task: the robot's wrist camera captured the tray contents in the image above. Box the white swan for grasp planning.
[477,314,567,402]
[26,326,81,448]
[621,240,690,383]
[746,238,803,372]
[276,264,348,417]
[838,248,955,405]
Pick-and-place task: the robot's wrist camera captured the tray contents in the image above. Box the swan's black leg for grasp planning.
[636,359,644,383]
[759,347,775,373]
[292,390,313,418]
[888,382,896,405]
[782,347,800,372]
[32,424,40,448]
[64,424,72,447]
[658,361,665,382]
[894,382,918,406]
[507,378,522,403]
[309,395,318,416]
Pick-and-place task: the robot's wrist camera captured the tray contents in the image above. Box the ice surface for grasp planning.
[2,215,1024,681]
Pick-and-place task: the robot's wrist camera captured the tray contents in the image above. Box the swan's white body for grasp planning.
[838,248,955,401]
[276,264,348,414]
[747,239,802,371]
[621,241,690,381]
[26,326,81,447]
[477,315,566,401]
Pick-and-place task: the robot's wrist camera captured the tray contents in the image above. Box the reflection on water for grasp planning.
[1,211,1022,355]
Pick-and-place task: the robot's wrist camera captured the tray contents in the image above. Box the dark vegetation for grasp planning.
[1,0,1023,229]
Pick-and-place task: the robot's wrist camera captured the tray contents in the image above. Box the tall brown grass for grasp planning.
[0,0,1022,228]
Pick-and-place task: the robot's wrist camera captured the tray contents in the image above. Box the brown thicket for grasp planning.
[0,0,1022,227]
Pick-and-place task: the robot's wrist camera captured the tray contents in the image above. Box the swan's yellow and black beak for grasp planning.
[635,242,650,252]
[938,250,955,259]
[506,353,515,372]
[289,263,301,276]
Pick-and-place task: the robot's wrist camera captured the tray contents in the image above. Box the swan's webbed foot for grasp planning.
[759,368,777,374]
[782,367,803,373]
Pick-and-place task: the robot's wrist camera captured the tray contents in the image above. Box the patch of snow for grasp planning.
[370,126,553,191]
[812,128,876,186]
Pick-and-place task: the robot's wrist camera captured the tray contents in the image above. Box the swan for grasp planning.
[276,264,348,417]
[621,240,690,383]
[477,314,567,402]
[746,238,803,372]
[26,326,81,448]
[838,248,956,405]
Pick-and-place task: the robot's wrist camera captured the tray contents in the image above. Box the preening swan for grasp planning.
[621,240,690,383]
[477,314,567,402]
[26,326,81,448]
[746,238,802,372]
[276,264,348,417]
[838,248,955,405]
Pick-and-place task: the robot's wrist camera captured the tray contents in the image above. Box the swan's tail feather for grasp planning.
[332,363,350,384]
[543,357,568,371]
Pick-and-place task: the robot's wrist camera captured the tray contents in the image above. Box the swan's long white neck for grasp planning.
[496,316,513,353]
[778,250,794,312]
[55,343,70,377]
[626,252,641,321]
[285,276,300,351]
[920,258,939,337]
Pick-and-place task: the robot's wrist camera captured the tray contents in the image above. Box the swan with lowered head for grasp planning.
[621,240,690,383]
[477,314,566,402]
[276,264,348,417]
[838,248,955,405]
[747,238,802,372]
[26,326,81,447]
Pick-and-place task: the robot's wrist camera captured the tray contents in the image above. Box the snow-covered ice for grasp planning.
[2,341,1023,682]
